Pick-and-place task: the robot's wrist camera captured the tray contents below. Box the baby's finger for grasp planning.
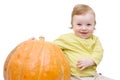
[80,66,85,70]
[76,63,82,68]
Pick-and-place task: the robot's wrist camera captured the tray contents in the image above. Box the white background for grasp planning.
[0,0,119,80]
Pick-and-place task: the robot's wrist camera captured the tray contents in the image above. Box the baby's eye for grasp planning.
[87,24,92,26]
[77,24,82,26]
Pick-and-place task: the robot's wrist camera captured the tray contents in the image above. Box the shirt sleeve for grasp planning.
[91,38,104,65]
[53,35,66,50]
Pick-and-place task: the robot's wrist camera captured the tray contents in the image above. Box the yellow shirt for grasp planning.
[53,33,103,77]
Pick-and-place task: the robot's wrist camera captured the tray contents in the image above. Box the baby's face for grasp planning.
[72,13,95,39]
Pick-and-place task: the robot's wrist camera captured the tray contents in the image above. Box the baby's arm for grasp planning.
[76,38,103,70]
[91,38,103,65]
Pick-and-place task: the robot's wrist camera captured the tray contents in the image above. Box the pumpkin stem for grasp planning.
[39,36,45,41]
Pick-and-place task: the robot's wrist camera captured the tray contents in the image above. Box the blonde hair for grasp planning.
[71,4,96,28]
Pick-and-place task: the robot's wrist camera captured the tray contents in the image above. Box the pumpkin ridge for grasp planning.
[20,40,35,79]
[16,41,35,79]
[37,40,45,80]
[38,42,55,80]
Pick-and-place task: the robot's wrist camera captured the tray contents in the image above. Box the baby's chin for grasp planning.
[79,34,91,39]
[75,33,92,39]
[80,36,89,39]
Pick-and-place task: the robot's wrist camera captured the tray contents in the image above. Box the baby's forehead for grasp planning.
[73,14,95,23]
[73,13,95,19]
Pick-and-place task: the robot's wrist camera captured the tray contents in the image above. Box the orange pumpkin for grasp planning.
[4,37,70,80]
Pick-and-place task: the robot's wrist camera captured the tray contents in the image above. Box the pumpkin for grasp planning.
[4,37,70,80]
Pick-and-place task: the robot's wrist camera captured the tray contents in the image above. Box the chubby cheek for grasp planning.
[73,28,80,36]
[86,30,94,38]
[73,28,78,33]
[86,29,94,35]
[89,29,94,33]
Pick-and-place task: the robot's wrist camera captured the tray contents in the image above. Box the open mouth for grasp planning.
[80,32,88,34]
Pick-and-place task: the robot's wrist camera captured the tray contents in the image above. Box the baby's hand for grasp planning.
[28,37,35,40]
[76,58,95,70]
